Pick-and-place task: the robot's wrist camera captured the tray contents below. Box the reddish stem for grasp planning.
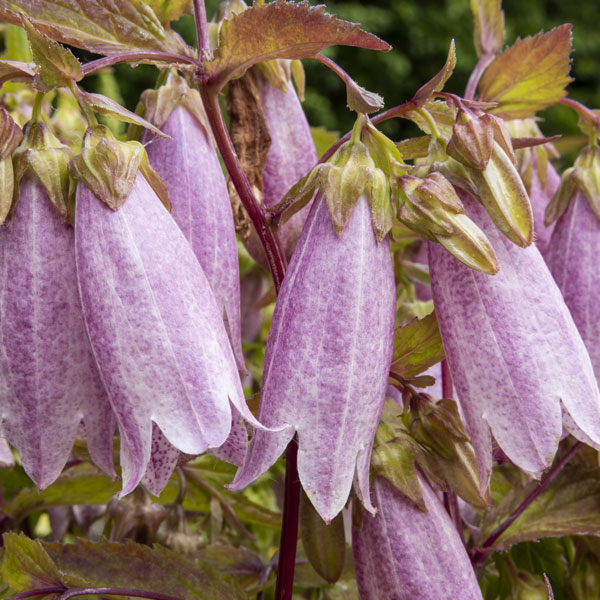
[471,441,583,566]
[81,52,198,76]
[9,588,66,600]
[193,0,210,61]
[464,53,494,101]
[56,588,182,600]
[199,88,288,291]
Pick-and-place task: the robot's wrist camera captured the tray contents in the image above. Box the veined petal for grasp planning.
[0,178,114,488]
[353,475,483,600]
[429,189,600,487]
[531,159,560,254]
[231,194,395,522]
[75,175,264,495]
[144,107,245,372]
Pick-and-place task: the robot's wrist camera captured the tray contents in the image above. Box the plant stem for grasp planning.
[9,588,66,600]
[193,0,210,61]
[441,359,464,544]
[464,53,494,101]
[198,82,298,600]
[471,440,583,565]
[275,436,301,600]
[81,52,198,76]
[199,88,288,291]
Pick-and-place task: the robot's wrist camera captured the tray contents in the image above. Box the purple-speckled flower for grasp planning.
[546,191,600,380]
[0,177,115,488]
[144,98,245,372]
[245,73,318,266]
[230,193,396,522]
[429,188,600,489]
[75,174,268,495]
[353,475,483,600]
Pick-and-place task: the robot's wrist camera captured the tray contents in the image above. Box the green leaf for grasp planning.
[1,533,62,592]
[4,24,32,61]
[396,135,431,160]
[411,40,456,107]
[205,0,390,90]
[470,0,505,57]
[42,538,246,600]
[0,0,191,56]
[478,465,600,550]
[300,489,345,584]
[144,0,191,25]
[478,25,573,119]
[3,463,120,522]
[22,16,82,91]
[390,312,445,379]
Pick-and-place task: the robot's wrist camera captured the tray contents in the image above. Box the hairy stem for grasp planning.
[464,53,494,101]
[193,0,210,61]
[81,52,198,76]
[441,359,464,544]
[471,441,583,566]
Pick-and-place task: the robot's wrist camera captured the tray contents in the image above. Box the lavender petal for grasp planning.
[231,194,395,522]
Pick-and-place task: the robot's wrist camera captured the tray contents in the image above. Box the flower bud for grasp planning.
[230,192,396,522]
[352,475,483,600]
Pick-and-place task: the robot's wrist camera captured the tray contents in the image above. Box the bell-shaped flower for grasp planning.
[352,475,483,600]
[0,121,115,488]
[141,73,245,371]
[546,181,600,380]
[230,190,396,521]
[71,126,268,495]
[428,188,600,489]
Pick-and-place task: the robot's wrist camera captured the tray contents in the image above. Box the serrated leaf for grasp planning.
[42,538,245,600]
[0,0,191,56]
[1,533,62,593]
[3,463,120,522]
[0,59,35,85]
[412,40,456,107]
[144,0,191,25]
[470,0,505,57]
[205,0,390,90]
[390,312,445,379]
[22,16,82,91]
[79,91,167,138]
[478,465,600,550]
[478,25,573,119]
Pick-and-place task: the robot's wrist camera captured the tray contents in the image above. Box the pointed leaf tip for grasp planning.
[205,0,390,90]
[470,0,505,57]
[478,24,573,119]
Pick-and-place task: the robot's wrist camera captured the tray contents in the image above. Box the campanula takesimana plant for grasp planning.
[2,2,600,599]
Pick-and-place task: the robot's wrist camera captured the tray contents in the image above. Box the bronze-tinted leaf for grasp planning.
[478,465,600,550]
[145,0,192,25]
[390,312,445,379]
[205,0,390,90]
[478,25,573,119]
[0,59,35,86]
[0,0,191,56]
[22,16,82,91]
[411,40,456,107]
[470,0,505,57]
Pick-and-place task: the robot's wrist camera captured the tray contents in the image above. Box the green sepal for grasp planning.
[69,125,159,211]
[0,157,15,225]
[12,119,73,221]
[469,142,534,247]
[299,489,346,583]
[447,110,494,170]
[398,172,499,274]
[546,145,600,225]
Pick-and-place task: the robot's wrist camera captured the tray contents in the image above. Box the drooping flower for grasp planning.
[429,187,600,488]
[141,73,245,371]
[0,121,115,488]
[71,126,268,495]
[545,144,600,381]
[352,475,483,600]
[230,191,396,521]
